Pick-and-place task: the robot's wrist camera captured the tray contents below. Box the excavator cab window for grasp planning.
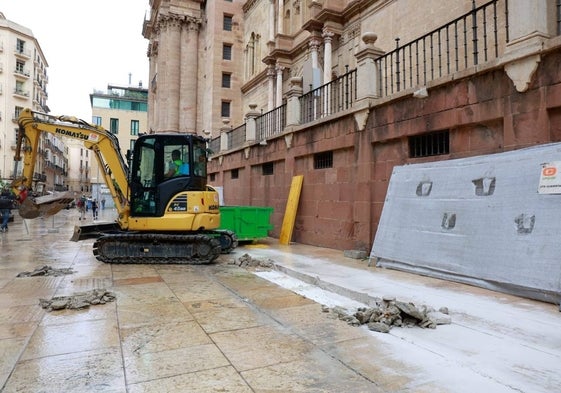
[130,137,157,215]
[129,134,208,217]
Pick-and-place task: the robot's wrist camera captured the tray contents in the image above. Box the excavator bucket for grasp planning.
[70,222,120,242]
[19,192,75,219]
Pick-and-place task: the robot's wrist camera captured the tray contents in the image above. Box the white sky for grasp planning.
[1,0,150,121]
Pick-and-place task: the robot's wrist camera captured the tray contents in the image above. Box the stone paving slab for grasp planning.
[3,209,561,392]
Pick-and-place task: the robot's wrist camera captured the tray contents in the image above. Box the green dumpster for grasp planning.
[219,206,274,241]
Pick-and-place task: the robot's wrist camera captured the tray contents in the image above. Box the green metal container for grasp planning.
[219,206,274,241]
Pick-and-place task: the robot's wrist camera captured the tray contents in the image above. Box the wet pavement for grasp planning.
[1,208,561,392]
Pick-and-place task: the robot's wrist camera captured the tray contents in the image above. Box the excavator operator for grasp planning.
[165,149,189,178]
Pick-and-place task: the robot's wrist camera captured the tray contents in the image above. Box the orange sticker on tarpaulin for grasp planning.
[542,166,557,176]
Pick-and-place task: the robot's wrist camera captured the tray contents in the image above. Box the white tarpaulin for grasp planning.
[370,143,561,306]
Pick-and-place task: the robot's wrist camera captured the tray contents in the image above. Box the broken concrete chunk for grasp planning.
[17,265,75,277]
[394,301,426,321]
[39,289,116,312]
[367,322,390,333]
[427,311,452,325]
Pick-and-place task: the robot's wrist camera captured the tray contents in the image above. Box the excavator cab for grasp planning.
[129,134,208,217]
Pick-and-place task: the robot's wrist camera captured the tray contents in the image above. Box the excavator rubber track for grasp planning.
[211,229,239,254]
[92,233,222,264]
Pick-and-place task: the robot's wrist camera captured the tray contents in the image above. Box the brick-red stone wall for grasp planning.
[208,49,561,252]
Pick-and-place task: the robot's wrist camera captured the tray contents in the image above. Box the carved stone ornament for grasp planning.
[504,54,541,93]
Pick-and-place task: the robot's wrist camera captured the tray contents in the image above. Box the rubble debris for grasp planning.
[325,297,451,333]
[39,289,116,312]
[228,253,275,269]
[17,265,75,277]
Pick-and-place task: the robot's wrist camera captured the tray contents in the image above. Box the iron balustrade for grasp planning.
[208,136,220,155]
[300,67,357,123]
[227,124,246,150]
[375,0,507,97]
[256,104,286,141]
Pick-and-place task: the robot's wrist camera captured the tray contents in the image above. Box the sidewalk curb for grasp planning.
[272,263,380,307]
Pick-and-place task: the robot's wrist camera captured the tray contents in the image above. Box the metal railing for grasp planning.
[300,67,357,123]
[227,124,246,150]
[256,104,286,141]
[375,0,506,96]
[208,136,220,155]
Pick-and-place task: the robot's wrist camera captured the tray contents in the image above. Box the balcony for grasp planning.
[14,68,31,79]
[13,89,30,98]
[14,47,31,59]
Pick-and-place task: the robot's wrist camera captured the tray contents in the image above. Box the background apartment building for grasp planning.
[0,12,68,193]
[80,83,148,207]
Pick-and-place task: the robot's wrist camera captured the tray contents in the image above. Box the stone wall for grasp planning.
[209,48,561,252]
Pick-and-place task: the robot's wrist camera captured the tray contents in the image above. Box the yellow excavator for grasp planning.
[12,108,237,264]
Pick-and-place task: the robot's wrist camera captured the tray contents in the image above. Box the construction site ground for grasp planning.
[0,207,560,392]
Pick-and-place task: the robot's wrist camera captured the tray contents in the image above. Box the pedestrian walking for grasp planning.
[0,188,15,232]
[92,199,99,220]
[101,197,106,210]
[77,195,86,221]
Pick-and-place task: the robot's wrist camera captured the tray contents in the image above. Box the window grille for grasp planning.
[314,151,333,169]
[409,131,450,158]
[262,162,274,175]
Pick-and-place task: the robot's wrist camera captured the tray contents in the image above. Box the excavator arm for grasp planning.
[12,108,130,222]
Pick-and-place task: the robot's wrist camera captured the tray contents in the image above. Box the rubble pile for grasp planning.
[323,296,451,333]
[228,253,275,269]
[39,289,116,312]
[17,265,75,277]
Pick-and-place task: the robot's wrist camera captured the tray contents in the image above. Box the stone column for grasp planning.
[309,38,321,90]
[155,23,167,132]
[180,17,200,133]
[275,64,284,108]
[159,15,182,132]
[322,29,334,84]
[267,66,275,111]
[147,43,158,132]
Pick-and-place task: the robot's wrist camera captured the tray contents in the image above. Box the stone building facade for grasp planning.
[143,0,561,251]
